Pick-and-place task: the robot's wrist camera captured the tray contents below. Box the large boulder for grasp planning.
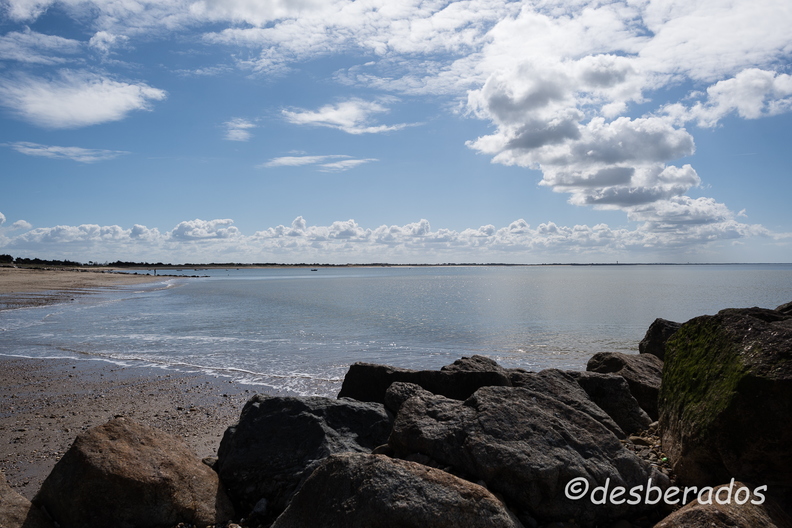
[509,369,626,438]
[639,318,682,361]
[568,371,652,435]
[587,351,663,419]
[654,481,792,528]
[33,418,233,528]
[215,394,392,522]
[271,453,523,528]
[659,307,792,495]
[337,360,511,403]
[388,386,663,527]
[384,381,433,415]
[1,471,54,528]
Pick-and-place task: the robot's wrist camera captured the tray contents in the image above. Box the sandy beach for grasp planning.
[0,268,260,500]
[0,357,256,500]
[0,266,164,311]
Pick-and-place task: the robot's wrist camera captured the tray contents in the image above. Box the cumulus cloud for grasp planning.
[5,141,129,163]
[0,212,5,225]
[11,220,33,230]
[282,99,413,134]
[665,69,792,127]
[0,27,82,64]
[261,154,376,172]
[170,218,241,240]
[0,70,167,128]
[0,215,783,264]
[223,117,257,141]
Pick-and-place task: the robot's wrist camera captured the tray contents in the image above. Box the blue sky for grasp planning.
[0,0,791,264]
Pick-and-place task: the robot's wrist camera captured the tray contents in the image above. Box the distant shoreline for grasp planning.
[0,267,168,310]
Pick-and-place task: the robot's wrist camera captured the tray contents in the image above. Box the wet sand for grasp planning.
[0,267,163,310]
[0,356,256,500]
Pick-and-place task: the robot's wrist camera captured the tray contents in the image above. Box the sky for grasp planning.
[0,0,791,264]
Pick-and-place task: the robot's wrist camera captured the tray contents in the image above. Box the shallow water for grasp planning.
[2,264,791,396]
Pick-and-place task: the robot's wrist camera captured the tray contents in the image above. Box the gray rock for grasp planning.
[776,301,792,315]
[654,481,792,528]
[384,381,433,414]
[510,369,626,438]
[34,418,234,528]
[587,351,663,420]
[215,394,392,522]
[638,318,682,361]
[271,453,524,528]
[659,307,792,496]
[388,386,662,527]
[568,371,652,435]
[441,355,511,375]
[337,361,511,403]
[1,471,54,528]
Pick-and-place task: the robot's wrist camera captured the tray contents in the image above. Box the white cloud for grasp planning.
[88,31,129,56]
[282,99,414,134]
[318,158,377,172]
[0,69,167,128]
[0,212,5,225]
[0,27,82,64]
[12,220,33,230]
[3,0,55,22]
[261,154,376,172]
[5,141,129,163]
[170,218,241,240]
[665,69,792,127]
[1,216,783,264]
[223,117,257,141]
[261,155,348,168]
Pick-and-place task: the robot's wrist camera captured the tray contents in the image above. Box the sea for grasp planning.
[1,264,791,396]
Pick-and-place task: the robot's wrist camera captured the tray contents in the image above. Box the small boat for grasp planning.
[310,268,318,271]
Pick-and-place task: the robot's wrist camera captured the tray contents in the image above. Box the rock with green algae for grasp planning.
[659,305,792,497]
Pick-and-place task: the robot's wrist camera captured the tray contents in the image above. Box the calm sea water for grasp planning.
[2,265,791,396]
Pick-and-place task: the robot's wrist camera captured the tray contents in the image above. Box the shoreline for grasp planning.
[0,267,170,311]
[0,356,259,500]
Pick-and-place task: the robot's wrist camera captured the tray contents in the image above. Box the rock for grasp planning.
[441,355,510,375]
[271,453,523,528]
[0,471,54,528]
[215,394,392,522]
[659,307,792,494]
[337,361,512,403]
[638,318,682,361]
[568,371,652,435]
[587,351,663,420]
[654,481,792,528]
[384,381,433,414]
[388,386,662,527]
[776,301,792,315]
[34,417,233,528]
[510,369,627,439]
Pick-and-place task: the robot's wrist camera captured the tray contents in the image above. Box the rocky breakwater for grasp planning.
[659,303,792,511]
[5,302,792,528]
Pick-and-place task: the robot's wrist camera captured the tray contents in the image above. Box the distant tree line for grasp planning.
[1,255,83,267]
